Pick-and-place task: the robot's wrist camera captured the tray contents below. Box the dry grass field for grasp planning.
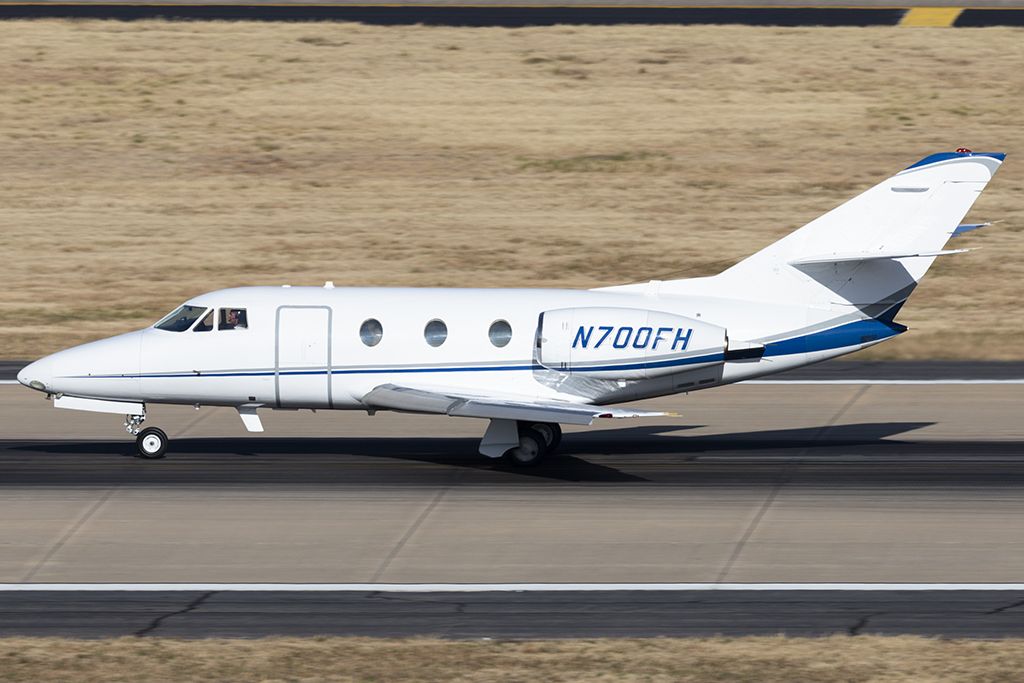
[0,21,1022,360]
[4,635,1024,681]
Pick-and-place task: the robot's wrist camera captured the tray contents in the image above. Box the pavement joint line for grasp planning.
[370,477,454,582]
[8,583,1024,591]
[20,487,118,583]
[821,384,872,436]
[714,384,868,583]
[714,457,797,584]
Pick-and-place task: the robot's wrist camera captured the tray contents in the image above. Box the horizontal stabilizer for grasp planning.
[362,383,670,425]
[951,222,992,238]
[790,249,968,266]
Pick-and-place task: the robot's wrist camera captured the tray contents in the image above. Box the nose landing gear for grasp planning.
[124,414,145,435]
[136,427,169,459]
[125,414,167,459]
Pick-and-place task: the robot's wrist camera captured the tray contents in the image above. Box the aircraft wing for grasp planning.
[361,383,671,425]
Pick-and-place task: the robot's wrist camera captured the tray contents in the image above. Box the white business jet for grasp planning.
[17,150,1004,464]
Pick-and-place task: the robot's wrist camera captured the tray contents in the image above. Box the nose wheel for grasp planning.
[136,427,168,459]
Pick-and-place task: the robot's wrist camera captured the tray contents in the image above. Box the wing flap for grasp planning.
[361,383,669,425]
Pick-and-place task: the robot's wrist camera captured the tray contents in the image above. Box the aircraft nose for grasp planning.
[17,330,144,396]
[17,356,54,393]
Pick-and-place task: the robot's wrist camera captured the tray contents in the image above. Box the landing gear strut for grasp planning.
[502,422,563,467]
[124,414,145,435]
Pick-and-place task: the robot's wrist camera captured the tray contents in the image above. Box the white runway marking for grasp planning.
[4,583,1024,592]
[0,381,20,385]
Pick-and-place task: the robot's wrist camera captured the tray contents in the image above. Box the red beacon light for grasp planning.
[956,147,973,154]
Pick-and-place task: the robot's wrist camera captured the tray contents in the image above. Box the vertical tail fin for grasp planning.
[703,151,1005,310]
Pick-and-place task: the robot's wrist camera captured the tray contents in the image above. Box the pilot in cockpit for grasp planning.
[219,308,247,330]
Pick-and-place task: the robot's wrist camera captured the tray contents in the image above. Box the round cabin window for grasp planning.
[488,320,512,348]
[424,319,448,347]
[359,318,383,347]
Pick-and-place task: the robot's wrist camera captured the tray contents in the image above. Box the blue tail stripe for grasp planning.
[904,151,1005,171]
[762,317,905,357]
[951,222,989,237]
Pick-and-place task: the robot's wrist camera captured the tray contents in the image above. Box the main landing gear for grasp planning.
[125,413,168,459]
[503,422,562,467]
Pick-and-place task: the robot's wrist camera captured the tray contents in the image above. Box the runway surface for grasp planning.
[8,589,1024,638]
[2,381,1023,636]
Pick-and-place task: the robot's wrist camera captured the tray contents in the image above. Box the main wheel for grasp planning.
[503,427,548,467]
[528,422,562,453]
[136,427,168,459]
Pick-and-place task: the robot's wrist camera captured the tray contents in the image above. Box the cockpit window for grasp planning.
[193,310,214,332]
[219,308,248,330]
[155,305,208,332]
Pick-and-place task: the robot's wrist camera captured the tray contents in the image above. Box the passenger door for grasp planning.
[275,306,333,409]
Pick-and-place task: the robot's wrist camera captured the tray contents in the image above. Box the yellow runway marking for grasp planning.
[900,7,962,27]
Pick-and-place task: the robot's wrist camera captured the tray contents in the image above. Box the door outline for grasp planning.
[275,305,333,409]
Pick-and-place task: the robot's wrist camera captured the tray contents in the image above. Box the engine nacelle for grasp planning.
[536,307,727,380]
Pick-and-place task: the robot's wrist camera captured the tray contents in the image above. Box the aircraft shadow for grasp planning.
[6,420,1018,487]
[560,421,937,455]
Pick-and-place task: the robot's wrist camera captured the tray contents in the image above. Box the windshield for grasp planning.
[155,305,208,332]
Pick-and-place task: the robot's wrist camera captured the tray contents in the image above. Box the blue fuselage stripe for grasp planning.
[63,316,905,381]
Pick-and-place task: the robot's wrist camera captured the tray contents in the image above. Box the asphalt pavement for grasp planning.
[1,3,1023,26]
[2,379,1022,637]
[7,590,1024,638]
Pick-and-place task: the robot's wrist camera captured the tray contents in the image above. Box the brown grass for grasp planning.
[4,635,1024,682]
[0,21,1022,360]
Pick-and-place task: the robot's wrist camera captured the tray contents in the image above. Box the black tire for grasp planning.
[503,427,548,467]
[528,422,562,453]
[136,427,168,459]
